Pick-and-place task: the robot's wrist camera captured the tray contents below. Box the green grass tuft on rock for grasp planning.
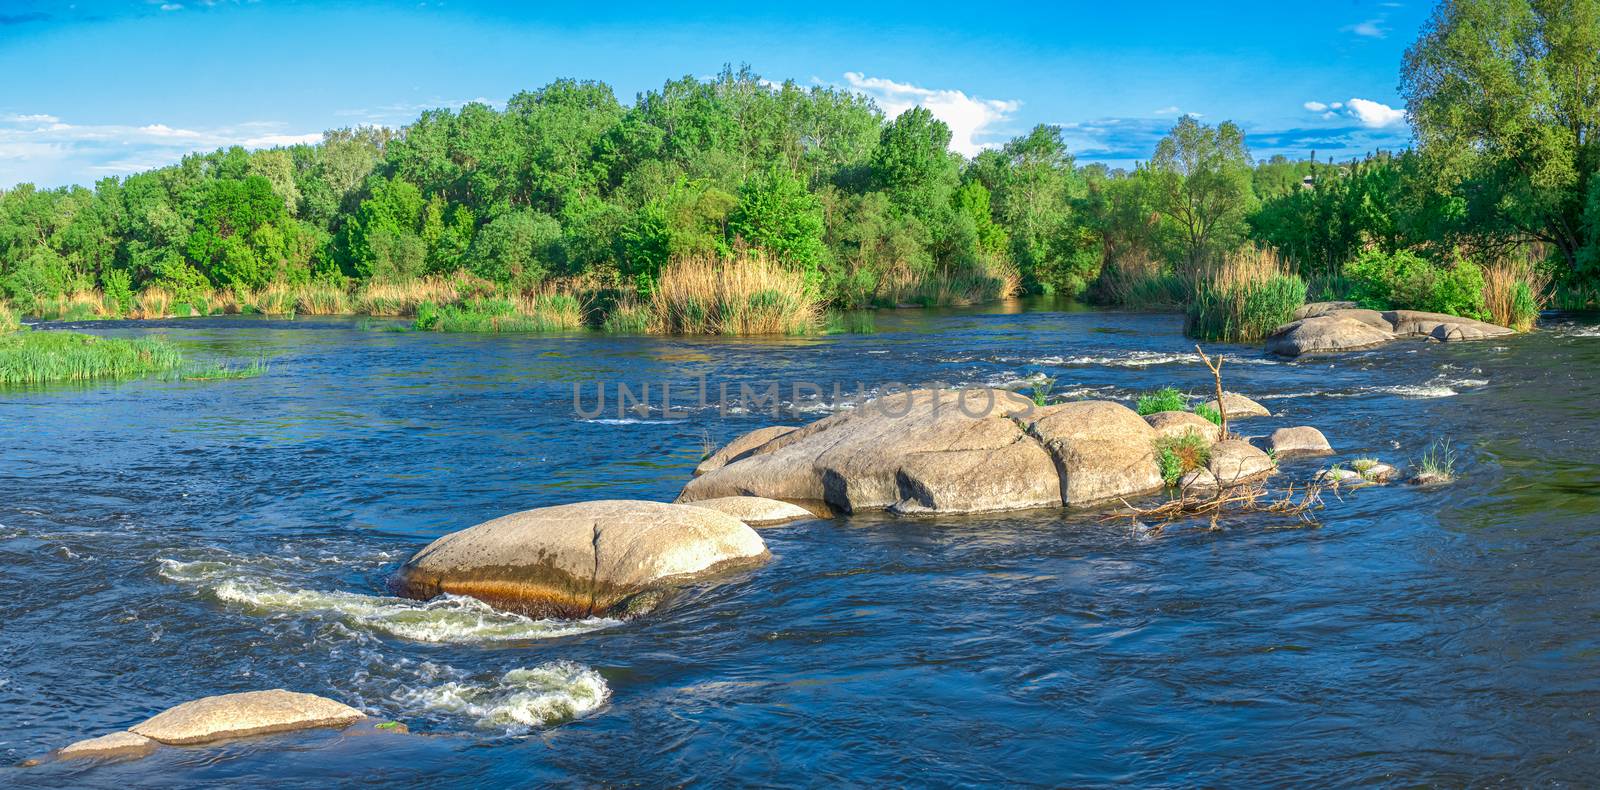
[1135,386,1189,416]
[1155,431,1212,486]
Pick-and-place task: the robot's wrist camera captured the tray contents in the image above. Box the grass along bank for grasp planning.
[0,301,266,385]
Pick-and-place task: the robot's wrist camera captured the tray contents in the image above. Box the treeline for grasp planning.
[1,0,1595,336]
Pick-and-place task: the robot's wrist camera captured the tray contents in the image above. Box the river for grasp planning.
[4,299,1600,786]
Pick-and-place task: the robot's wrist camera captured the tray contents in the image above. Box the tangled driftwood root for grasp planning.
[1105,480,1327,532]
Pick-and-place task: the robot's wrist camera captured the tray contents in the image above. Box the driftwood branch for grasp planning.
[1195,344,1228,439]
[1105,480,1325,531]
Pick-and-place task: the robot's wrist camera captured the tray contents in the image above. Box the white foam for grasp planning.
[395,661,610,733]
[581,418,681,425]
[1019,351,1279,368]
[159,558,619,644]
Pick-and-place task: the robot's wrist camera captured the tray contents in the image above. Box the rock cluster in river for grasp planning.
[1266,302,1514,357]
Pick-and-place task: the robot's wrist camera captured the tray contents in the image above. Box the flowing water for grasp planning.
[4,300,1600,786]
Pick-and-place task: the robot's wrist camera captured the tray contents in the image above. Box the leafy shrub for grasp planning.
[1193,402,1221,426]
[1185,248,1306,342]
[101,269,135,316]
[1344,250,1490,321]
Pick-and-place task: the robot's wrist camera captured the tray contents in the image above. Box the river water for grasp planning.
[4,300,1600,786]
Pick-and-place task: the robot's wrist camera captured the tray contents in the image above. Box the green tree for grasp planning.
[1402,0,1600,273]
[1145,116,1257,268]
[729,165,827,273]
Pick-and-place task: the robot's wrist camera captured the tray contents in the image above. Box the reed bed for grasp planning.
[648,253,823,335]
[414,293,586,333]
[0,301,19,333]
[1185,248,1306,342]
[0,330,184,385]
[1091,249,1187,310]
[873,262,1020,308]
[1481,256,1549,331]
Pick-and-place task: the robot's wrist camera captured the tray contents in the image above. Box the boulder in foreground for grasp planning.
[129,690,364,745]
[685,496,815,526]
[1208,440,1275,486]
[392,500,769,618]
[1023,400,1164,505]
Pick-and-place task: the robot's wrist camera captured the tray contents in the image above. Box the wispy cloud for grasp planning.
[840,72,1020,157]
[333,96,498,125]
[1343,17,1388,38]
[0,115,323,187]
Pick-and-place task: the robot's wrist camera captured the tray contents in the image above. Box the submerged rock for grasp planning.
[1199,392,1271,419]
[1318,459,1398,485]
[694,425,797,476]
[686,495,815,526]
[1268,426,1334,458]
[1023,400,1164,506]
[1409,470,1453,486]
[57,731,156,760]
[392,500,769,618]
[1144,410,1222,443]
[1208,440,1276,486]
[129,690,365,745]
[679,389,1065,514]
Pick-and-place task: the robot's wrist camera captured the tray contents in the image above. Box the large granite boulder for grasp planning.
[392,500,769,618]
[1199,392,1271,419]
[1268,426,1334,458]
[694,425,797,476]
[1144,410,1222,443]
[1208,440,1276,486]
[129,690,365,745]
[1266,314,1396,357]
[679,389,1064,515]
[1022,401,1165,505]
[1384,310,1516,341]
[685,495,815,526]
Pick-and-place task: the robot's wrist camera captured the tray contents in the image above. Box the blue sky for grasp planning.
[0,0,1429,188]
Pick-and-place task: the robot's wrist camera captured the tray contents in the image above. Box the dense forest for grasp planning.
[0,0,1594,337]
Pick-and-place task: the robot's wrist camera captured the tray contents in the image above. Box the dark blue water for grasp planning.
[4,302,1600,786]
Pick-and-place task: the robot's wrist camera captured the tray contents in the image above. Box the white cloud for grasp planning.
[1301,97,1406,128]
[1345,97,1406,128]
[1154,106,1182,116]
[842,71,1020,157]
[0,115,325,187]
[160,3,183,11]
[1344,18,1387,38]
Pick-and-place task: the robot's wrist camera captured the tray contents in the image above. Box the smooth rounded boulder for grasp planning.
[679,389,1064,515]
[1200,392,1271,419]
[1269,426,1334,457]
[1144,410,1222,443]
[1266,314,1396,357]
[686,495,815,526]
[1208,440,1276,485]
[392,500,769,618]
[1024,400,1164,505]
[694,425,797,476]
[129,690,364,745]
